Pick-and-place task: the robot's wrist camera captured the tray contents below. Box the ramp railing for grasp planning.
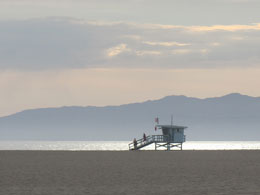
[128,135,170,150]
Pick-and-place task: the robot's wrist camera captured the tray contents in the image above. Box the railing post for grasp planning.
[167,143,170,151]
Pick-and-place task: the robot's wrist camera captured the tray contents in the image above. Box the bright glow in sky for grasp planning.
[0,0,260,116]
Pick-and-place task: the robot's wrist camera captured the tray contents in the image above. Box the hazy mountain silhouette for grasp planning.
[0,93,260,141]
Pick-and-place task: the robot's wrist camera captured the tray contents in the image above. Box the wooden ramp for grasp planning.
[129,135,183,150]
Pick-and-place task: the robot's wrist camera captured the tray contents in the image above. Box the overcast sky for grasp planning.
[1,0,260,116]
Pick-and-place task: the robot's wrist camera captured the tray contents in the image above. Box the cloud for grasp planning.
[85,20,260,32]
[0,18,260,70]
[231,36,245,40]
[136,50,162,56]
[106,44,129,57]
[143,41,190,47]
[66,17,260,32]
[188,24,260,32]
[1,0,260,27]
[171,49,192,55]
[171,49,209,55]
[136,23,260,32]
[210,42,221,46]
[121,35,141,40]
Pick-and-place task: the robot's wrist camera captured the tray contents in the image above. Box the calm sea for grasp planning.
[0,141,260,150]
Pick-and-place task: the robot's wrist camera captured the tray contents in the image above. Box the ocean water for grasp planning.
[0,141,260,150]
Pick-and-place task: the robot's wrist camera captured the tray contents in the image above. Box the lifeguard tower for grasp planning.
[129,123,187,151]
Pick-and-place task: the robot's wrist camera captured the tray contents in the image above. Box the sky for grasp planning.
[1,0,260,116]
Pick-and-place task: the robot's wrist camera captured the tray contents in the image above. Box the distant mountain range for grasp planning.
[0,93,260,141]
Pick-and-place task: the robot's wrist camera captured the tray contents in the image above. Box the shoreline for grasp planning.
[1,141,260,151]
[1,149,260,152]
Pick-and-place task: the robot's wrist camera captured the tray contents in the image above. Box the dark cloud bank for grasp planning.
[0,18,260,70]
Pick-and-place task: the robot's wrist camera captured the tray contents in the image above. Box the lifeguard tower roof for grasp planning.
[156,125,187,129]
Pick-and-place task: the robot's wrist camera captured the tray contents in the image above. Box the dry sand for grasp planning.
[0,150,260,195]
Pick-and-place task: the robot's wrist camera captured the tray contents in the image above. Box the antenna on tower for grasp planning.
[171,114,173,126]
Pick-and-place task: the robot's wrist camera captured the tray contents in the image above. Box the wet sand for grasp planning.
[0,150,260,195]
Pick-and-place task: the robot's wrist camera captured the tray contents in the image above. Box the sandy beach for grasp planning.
[0,150,260,195]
